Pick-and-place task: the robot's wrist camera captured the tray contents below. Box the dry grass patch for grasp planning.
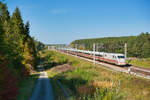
[77,85,96,95]
[92,81,114,89]
[52,64,74,73]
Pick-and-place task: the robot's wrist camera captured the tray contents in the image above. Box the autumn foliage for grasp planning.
[0,61,18,100]
[0,2,37,100]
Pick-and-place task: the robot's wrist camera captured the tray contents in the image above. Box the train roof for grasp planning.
[60,48,125,56]
[103,52,125,55]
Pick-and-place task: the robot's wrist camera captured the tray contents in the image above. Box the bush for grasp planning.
[0,61,18,100]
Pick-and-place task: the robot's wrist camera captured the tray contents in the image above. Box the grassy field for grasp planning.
[44,50,150,100]
[127,58,150,69]
[16,72,39,100]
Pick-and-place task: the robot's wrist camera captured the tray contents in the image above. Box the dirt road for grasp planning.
[29,71,54,100]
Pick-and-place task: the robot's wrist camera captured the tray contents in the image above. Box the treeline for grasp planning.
[0,2,41,100]
[71,32,150,58]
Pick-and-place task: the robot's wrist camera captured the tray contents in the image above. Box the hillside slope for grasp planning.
[71,32,150,58]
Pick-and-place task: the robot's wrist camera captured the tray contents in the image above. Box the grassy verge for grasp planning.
[45,50,150,100]
[49,69,67,100]
[127,58,150,69]
[16,72,39,100]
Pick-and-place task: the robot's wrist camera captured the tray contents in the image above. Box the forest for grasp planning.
[0,2,44,100]
[71,32,150,58]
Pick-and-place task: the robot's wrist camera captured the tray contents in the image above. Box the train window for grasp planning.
[96,54,101,57]
[99,55,103,57]
[118,56,125,58]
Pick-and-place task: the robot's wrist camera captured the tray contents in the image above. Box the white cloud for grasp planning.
[50,9,68,14]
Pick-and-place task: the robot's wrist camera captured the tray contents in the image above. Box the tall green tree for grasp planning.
[0,10,4,53]
[11,7,25,59]
[23,21,37,69]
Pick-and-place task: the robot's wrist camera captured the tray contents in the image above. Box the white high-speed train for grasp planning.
[59,48,126,66]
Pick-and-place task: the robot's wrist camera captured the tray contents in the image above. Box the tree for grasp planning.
[23,21,37,70]
[11,7,25,58]
[0,11,4,52]
[0,2,9,51]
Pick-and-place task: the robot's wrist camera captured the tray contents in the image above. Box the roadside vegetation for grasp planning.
[43,50,150,100]
[16,72,39,100]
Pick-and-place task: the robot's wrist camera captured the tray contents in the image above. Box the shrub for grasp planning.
[0,62,18,100]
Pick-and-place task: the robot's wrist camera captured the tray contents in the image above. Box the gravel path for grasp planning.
[29,71,54,100]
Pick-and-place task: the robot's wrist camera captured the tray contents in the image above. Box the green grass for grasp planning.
[45,50,150,100]
[50,74,68,100]
[16,73,39,100]
[127,58,150,69]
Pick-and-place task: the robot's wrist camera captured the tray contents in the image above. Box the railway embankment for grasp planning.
[127,58,150,69]
[60,49,150,79]
[43,50,150,100]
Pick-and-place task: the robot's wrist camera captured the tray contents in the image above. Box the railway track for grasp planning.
[59,50,150,80]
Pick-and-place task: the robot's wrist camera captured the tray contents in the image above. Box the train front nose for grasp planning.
[118,59,126,65]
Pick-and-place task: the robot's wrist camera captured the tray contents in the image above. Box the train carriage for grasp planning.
[59,48,126,66]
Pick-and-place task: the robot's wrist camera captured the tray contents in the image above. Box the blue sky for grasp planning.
[5,0,150,44]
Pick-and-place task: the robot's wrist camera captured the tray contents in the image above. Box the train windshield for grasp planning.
[118,56,125,58]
